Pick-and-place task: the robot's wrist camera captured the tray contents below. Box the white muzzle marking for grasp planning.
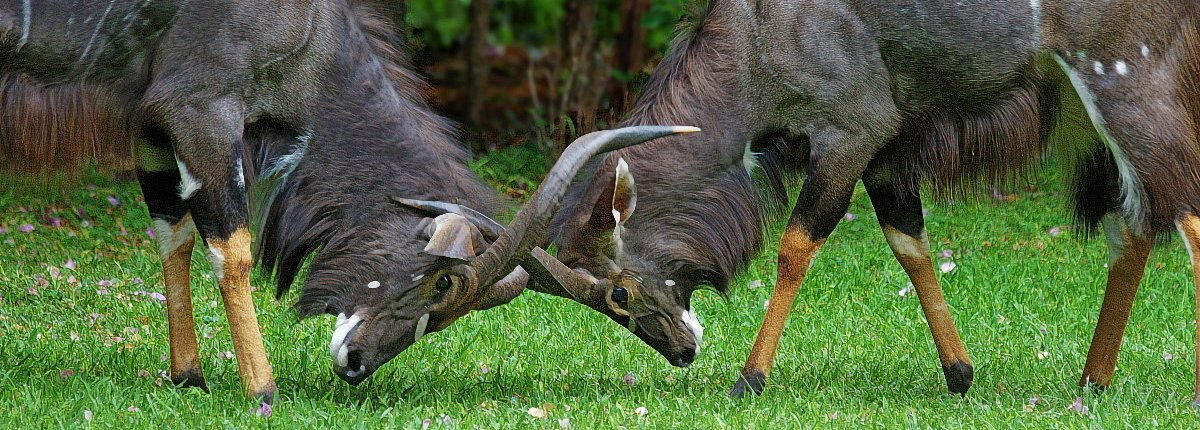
[413,313,430,341]
[329,313,363,369]
[681,309,704,352]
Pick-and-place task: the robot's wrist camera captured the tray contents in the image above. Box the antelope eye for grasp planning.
[436,274,453,292]
[611,287,629,304]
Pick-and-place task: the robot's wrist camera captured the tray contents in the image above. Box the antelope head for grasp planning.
[532,157,711,367]
[322,126,698,384]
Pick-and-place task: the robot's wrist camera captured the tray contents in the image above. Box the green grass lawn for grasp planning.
[2,154,1199,428]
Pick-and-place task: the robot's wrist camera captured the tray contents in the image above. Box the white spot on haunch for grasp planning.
[1076,51,1088,61]
[1093,61,1105,75]
[1114,60,1129,76]
[176,158,202,200]
[664,279,676,287]
[366,280,380,289]
[206,245,225,280]
[413,313,430,341]
[1141,44,1150,59]
[411,274,424,282]
[329,313,363,368]
[151,218,195,259]
[681,309,704,351]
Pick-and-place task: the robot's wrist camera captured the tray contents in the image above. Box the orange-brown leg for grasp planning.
[868,183,972,394]
[1079,215,1151,390]
[730,224,825,397]
[883,227,972,393]
[152,214,208,390]
[1176,214,1200,406]
[206,227,276,402]
[729,122,886,397]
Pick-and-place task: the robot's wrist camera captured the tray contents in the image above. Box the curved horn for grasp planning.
[467,126,700,287]
[392,197,505,240]
[523,246,608,307]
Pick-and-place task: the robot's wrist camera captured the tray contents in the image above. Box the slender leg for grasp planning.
[1079,215,1151,389]
[730,128,876,397]
[1176,214,1200,406]
[867,183,972,394]
[138,163,207,390]
[158,97,276,402]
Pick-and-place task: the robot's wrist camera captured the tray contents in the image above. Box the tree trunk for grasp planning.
[556,0,601,152]
[465,0,492,152]
[608,0,651,115]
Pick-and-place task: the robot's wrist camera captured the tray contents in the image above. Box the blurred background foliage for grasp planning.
[394,0,691,156]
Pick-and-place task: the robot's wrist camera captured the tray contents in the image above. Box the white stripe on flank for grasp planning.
[1053,55,1145,229]
[17,0,31,50]
[176,157,202,200]
[1177,221,1196,262]
[234,158,245,190]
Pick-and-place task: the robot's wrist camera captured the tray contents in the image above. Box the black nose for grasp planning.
[679,347,696,365]
[334,350,369,385]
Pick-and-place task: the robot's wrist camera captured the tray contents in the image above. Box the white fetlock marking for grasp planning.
[1104,214,1127,265]
[329,313,363,367]
[413,313,430,341]
[152,218,195,259]
[883,228,930,259]
[681,309,704,351]
[206,245,225,280]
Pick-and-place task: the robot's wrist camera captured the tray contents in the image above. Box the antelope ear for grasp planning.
[611,157,637,254]
[420,213,487,260]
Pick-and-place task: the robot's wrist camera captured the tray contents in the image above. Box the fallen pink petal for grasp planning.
[18,224,34,233]
[1067,397,1088,414]
[253,402,272,418]
[939,261,957,273]
[107,195,120,206]
[64,259,76,270]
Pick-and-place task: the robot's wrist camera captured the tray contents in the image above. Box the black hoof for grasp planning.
[171,369,210,393]
[253,387,276,405]
[942,361,973,395]
[729,370,766,398]
[1079,376,1108,393]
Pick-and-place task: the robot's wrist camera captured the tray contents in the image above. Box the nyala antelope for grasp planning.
[541,0,1200,403]
[0,0,692,401]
